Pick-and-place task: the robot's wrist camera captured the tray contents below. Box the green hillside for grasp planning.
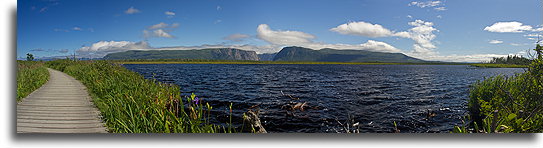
[103,48,259,61]
[273,46,425,63]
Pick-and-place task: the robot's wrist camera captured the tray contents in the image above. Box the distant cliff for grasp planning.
[273,46,425,63]
[104,48,259,61]
[257,53,277,61]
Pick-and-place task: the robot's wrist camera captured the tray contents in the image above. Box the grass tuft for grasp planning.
[17,61,49,101]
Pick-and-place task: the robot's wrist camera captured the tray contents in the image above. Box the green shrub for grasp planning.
[17,61,49,101]
[456,44,543,133]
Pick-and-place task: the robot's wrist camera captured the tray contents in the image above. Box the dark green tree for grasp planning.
[26,53,34,61]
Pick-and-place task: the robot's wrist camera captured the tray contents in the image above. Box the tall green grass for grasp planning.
[46,59,229,133]
[454,44,543,133]
[17,61,49,101]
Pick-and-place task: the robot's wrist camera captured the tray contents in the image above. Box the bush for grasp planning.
[17,61,49,101]
[456,44,543,133]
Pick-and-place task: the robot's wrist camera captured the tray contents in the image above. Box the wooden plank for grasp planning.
[17,68,108,133]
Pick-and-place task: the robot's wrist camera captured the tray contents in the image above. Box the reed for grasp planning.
[46,59,229,133]
[17,61,49,101]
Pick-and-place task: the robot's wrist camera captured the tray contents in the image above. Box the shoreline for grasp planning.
[114,60,468,65]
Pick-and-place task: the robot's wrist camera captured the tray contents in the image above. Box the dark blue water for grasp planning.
[123,64,524,133]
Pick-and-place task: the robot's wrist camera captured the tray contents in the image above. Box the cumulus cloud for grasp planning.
[144,22,179,38]
[331,20,438,55]
[224,33,250,42]
[304,40,402,53]
[77,41,150,57]
[489,40,503,44]
[257,24,315,45]
[403,20,438,55]
[484,22,534,33]
[257,24,401,53]
[330,21,397,37]
[125,7,140,14]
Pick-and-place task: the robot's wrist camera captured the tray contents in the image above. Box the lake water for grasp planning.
[123,64,524,133]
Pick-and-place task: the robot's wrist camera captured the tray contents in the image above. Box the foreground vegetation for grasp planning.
[46,59,230,133]
[17,61,49,101]
[454,44,543,133]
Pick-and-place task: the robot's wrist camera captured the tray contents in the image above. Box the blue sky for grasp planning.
[17,0,543,62]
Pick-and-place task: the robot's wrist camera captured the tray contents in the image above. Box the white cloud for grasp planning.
[125,7,140,14]
[407,15,413,19]
[257,24,315,45]
[484,22,533,33]
[434,7,446,11]
[165,11,175,18]
[409,1,442,8]
[525,33,540,37]
[257,24,401,53]
[411,53,513,63]
[330,21,396,38]
[330,20,438,55]
[39,7,48,13]
[53,28,69,32]
[165,11,175,16]
[224,33,250,41]
[144,22,179,38]
[148,22,168,29]
[72,27,82,31]
[153,29,174,38]
[489,40,503,44]
[214,19,222,24]
[436,15,442,18]
[510,43,522,46]
[405,20,438,55]
[216,6,222,11]
[77,41,150,57]
[305,40,402,53]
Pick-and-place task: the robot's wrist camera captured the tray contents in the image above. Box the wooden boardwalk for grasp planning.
[17,68,107,133]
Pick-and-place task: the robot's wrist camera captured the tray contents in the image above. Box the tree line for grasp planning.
[487,55,531,65]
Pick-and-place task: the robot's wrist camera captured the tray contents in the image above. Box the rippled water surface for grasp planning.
[123,64,524,133]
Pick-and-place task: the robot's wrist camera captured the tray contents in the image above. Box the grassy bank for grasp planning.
[113,59,466,65]
[17,61,49,101]
[454,44,543,133]
[46,59,228,133]
[470,63,528,68]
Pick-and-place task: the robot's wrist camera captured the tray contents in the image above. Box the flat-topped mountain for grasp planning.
[103,48,259,60]
[272,46,425,63]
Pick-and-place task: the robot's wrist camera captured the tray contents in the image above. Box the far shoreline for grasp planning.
[113,60,468,66]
